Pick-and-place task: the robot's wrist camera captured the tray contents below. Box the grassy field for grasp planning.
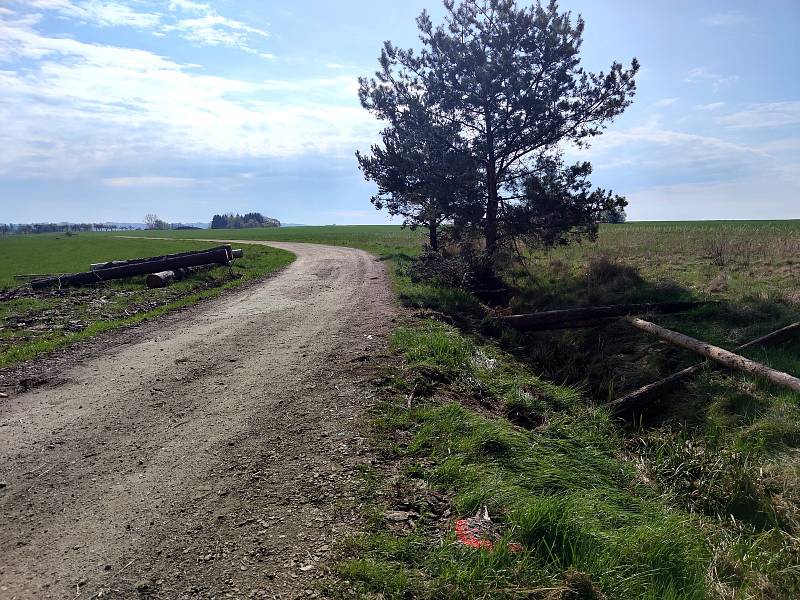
[526,220,800,304]
[134,220,796,598]
[130,220,800,301]
[125,224,425,259]
[0,233,294,367]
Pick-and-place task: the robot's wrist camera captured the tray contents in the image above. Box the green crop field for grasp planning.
[0,233,293,367]
[0,234,241,288]
[534,220,800,303]
[126,224,426,259]
[129,220,800,300]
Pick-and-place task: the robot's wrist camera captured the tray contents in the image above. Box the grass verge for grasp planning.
[333,320,716,599]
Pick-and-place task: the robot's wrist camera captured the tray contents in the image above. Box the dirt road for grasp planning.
[0,242,396,599]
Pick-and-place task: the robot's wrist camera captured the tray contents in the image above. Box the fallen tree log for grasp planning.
[146,270,177,288]
[624,317,800,394]
[90,246,241,270]
[91,248,213,270]
[609,321,800,414]
[498,301,711,331]
[145,249,243,288]
[32,246,233,290]
[145,265,216,288]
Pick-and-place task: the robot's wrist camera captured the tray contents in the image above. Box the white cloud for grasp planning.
[685,67,739,91]
[565,112,800,221]
[168,0,209,12]
[24,0,75,9]
[569,115,763,169]
[627,175,799,221]
[326,63,345,70]
[163,14,268,50]
[11,0,274,54]
[696,102,725,111]
[104,176,198,187]
[22,0,161,29]
[701,13,748,26]
[718,101,800,129]
[653,97,678,107]
[0,14,377,177]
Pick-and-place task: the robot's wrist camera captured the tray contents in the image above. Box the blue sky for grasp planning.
[0,0,798,224]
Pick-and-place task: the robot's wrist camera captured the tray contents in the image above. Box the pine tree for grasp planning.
[359,0,638,264]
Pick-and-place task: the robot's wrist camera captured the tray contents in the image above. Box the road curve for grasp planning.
[0,242,396,599]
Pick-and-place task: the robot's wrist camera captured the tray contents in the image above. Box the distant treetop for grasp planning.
[210,213,281,229]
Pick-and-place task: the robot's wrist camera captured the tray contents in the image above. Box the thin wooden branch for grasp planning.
[609,321,800,415]
[625,317,800,394]
[498,301,711,331]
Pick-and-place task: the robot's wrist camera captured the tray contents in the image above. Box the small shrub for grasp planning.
[584,255,646,304]
[405,249,475,289]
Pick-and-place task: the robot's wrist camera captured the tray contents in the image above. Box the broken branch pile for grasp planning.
[31,245,243,290]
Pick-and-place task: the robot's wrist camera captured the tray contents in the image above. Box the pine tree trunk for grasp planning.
[485,162,499,257]
[429,220,439,251]
[484,104,499,260]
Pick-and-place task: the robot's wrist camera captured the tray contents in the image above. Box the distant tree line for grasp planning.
[0,215,212,234]
[0,223,136,234]
[144,214,170,230]
[143,214,203,230]
[210,213,280,229]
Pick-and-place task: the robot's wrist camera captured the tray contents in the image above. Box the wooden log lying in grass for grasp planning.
[32,246,233,290]
[609,321,800,414]
[145,263,221,288]
[91,249,213,270]
[90,246,241,270]
[146,270,176,288]
[498,301,711,331]
[145,249,243,288]
[624,317,800,394]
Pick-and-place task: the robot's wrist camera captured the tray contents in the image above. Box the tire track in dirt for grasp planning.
[0,242,396,599]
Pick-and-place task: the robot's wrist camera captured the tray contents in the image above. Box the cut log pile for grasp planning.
[30,245,243,290]
[499,302,800,411]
